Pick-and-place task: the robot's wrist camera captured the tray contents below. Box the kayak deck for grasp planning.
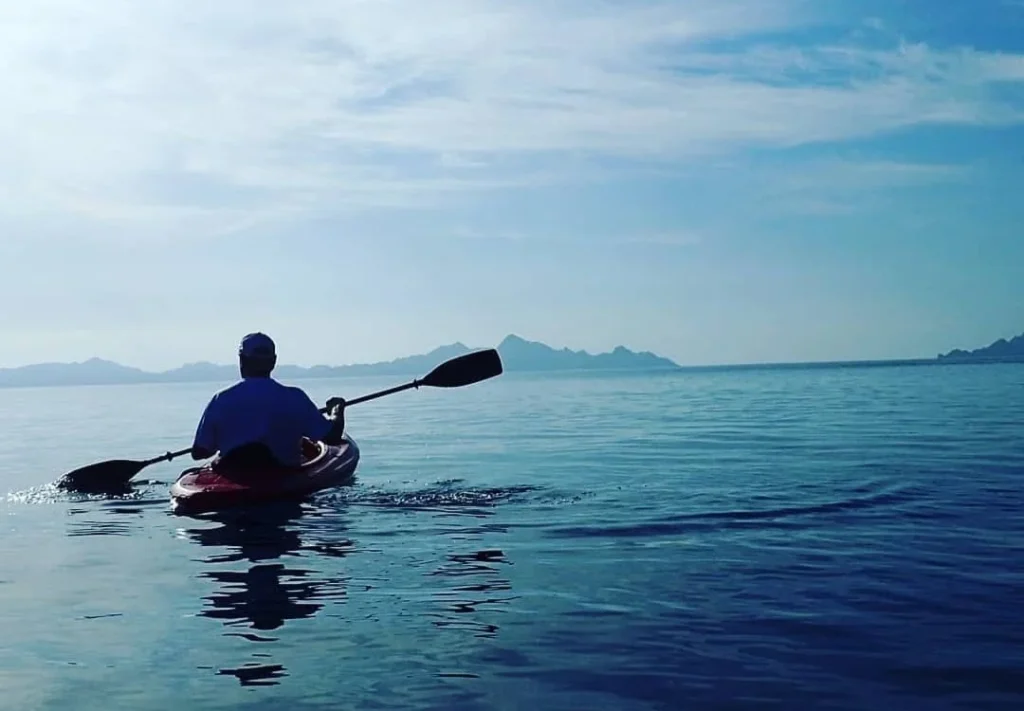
[170,435,360,514]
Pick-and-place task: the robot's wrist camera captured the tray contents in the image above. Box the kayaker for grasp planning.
[189,332,347,469]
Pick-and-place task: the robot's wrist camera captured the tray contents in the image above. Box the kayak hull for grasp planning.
[169,435,360,514]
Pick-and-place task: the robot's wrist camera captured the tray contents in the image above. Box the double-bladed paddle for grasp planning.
[56,348,503,493]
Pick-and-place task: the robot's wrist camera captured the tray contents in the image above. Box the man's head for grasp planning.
[238,332,277,378]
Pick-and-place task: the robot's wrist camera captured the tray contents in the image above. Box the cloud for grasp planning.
[0,0,1022,233]
[770,159,970,193]
[448,226,704,247]
[752,159,973,216]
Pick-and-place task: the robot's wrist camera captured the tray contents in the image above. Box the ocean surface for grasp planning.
[1,363,1022,710]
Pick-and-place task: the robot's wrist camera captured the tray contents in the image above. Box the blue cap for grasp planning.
[238,332,276,359]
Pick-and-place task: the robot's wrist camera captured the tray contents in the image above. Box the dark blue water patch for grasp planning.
[544,486,920,539]
[508,518,1024,708]
[495,597,1020,710]
[883,665,1024,705]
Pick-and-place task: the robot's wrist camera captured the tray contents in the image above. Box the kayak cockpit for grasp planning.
[298,437,330,467]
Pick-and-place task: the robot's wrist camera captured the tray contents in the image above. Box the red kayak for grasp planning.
[170,435,360,514]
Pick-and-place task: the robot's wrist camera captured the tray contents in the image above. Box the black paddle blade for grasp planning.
[422,348,503,388]
[57,459,147,493]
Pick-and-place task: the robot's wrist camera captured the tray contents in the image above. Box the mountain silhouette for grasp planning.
[937,331,1024,362]
[495,334,677,371]
[0,335,679,388]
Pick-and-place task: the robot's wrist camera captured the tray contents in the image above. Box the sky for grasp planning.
[0,0,1022,370]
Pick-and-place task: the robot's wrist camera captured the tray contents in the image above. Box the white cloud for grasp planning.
[0,0,1021,233]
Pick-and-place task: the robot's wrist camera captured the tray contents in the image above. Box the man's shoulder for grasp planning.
[208,378,317,407]
[279,382,317,403]
[211,379,249,397]
[245,378,315,403]
[206,378,268,404]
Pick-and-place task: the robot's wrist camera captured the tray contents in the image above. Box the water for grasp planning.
[1,364,1023,710]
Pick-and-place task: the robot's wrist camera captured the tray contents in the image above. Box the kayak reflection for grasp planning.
[181,502,354,686]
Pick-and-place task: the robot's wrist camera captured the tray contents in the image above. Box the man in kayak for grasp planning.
[190,332,347,469]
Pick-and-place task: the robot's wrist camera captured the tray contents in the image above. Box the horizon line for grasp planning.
[0,330,1019,375]
[2,353,1020,377]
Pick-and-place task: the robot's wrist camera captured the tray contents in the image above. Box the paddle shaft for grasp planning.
[345,380,419,407]
[141,447,192,466]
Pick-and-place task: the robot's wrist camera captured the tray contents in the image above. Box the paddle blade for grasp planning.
[57,459,147,493]
[422,348,503,389]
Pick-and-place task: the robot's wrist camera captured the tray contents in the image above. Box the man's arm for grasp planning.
[296,390,345,445]
[322,398,346,445]
[191,398,219,460]
[191,446,216,460]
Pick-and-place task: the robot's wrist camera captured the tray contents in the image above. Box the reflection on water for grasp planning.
[64,500,164,537]
[55,482,526,691]
[66,508,141,537]
[181,503,353,687]
[429,549,516,639]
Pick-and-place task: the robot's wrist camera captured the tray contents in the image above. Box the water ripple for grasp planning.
[547,485,921,539]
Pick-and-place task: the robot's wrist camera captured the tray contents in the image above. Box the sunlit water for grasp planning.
[1,365,1022,710]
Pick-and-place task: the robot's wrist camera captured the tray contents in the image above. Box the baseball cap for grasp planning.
[238,332,276,359]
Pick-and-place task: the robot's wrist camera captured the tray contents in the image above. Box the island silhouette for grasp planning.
[937,331,1024,363]
[0,334,680,388]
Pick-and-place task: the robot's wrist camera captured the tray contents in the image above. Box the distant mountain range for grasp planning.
[0,335,680,388]
[937,331,1024,363]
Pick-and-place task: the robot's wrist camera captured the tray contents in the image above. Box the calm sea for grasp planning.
[1,364,1022,710]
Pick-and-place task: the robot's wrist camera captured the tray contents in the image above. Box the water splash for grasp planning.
[327,482,540,511]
